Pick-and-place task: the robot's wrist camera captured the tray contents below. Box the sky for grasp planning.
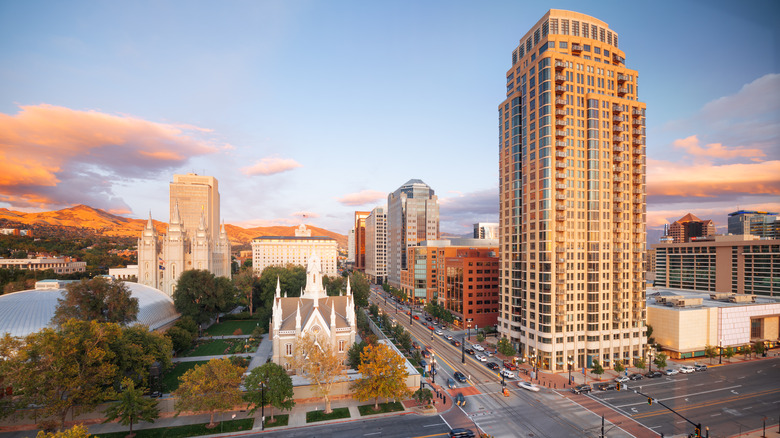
[1,0,778,239]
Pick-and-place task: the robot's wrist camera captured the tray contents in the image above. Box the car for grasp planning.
[694,364,708,372]
[452,340,461,347]
[446,335,453,340]
[615,376,630,383]
[412,342,419,349]
[572,384,592,394]
[665,368,679,376]
[503,362,517,371]
[447,377,456,389]
[421,350,430,358]
[473,344,485,352]
[645,371,663,378]
[465,348,475,355]
[428,325,435,330]
[628,373,644,380]
[413,315,420,320]
[485,350,493,357]
[594,382,616,391]
[475,354,487,362]
[426,316,433,321]
[679,365,695,374]
[486,362,500,370]
[500,369,516,379]
[454,392,466,407]
[448,427,475,438]
[517,381,540,392]
[453,371,468,383]
[435,329,444,335]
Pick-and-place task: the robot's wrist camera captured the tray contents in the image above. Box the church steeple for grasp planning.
[301,252,327,300]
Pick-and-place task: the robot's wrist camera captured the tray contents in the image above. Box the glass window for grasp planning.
[559,42,568,48]
[594,47,601,54]
[584,44,591,52]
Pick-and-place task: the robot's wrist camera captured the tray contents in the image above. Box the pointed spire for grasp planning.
[171,200,181,224]
[346,277,351,296]
[295,301,302,329]
[275,276,281,299]
[330,303,336,328]
[198,209,206,231]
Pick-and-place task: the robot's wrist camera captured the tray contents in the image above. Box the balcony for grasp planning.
[613,115,624,123]
[556,193,566,200]
[555,109,567,116]
[618,87,629,95]
[633,168,643,175]
[613,54,625,64]
[613,195,624,202]
[556,183,567,190]
[613,207,623,213]
[633,157,645,165]
[556,214,566,221]
[555,74,566,83]
[613,145,625,153]
[556,130,566,138]
[555,98,567,106]
[633,128,645,135]
[556,203,566,211]
[556,257,566,264]
[613,125,625,132]
[555,151,567,158]
[555,85,567,93]
[632,108,644,116]
[633,196,643,204]
[555,119,566,126]
[555,247,566,254]
[612,135,624,143]
[556,276,565,284]
[613,165,625,172]
[633,188,643,194]
[556,162,566,169]
[556,227,566,233]
[633,138,645,145]
[633,208,644,214]
[613,176,625,183]
[632,147,645,155]
[572,44,583,52]
[613,184,625,192]
[612,104,623,113]
[632,118,645,126]
[555,140,567,148]
[554,60,566,70]
[555,172,566,179]
[614,155,625,162]
[617,73,629,82]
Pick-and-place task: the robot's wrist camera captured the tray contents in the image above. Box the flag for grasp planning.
[159,257,165,270]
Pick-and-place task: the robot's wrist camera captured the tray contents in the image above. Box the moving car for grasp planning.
[486,362,500,370]
[500,369,515,379]
[615,376,630,383]
[449,428,475,437]
[679,365,695,374]
[453,371,468,383]
[473,344,485,352]
[572,384,592,394]
[517,381,540,392]
[446,335,454,340]
[435,329,444,335]
[413,315,420,320]
[454,392,466,407]
[465,348,475,355]
[503,362,517,371]
[447,378,456,389]
[428,325,435,330]
[426,316,433,321]
[628,373,644,380]
[475,354,487,362]
[451,340,461,347]
[665,368,679,376]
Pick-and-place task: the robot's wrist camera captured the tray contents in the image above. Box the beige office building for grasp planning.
[498,10,647,371]
[365,206,387,284]
[251,224,338,277]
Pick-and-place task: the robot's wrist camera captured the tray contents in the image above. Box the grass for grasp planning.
[185,339,232,357]
[204,319,262,336]
[161,361,208,392]
[262,414,289,428]
[358,401,404,416]
[95,418,254,438]
[305,407,351,423]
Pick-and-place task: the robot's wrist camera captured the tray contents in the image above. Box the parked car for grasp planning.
[454,393,466,407]
[645,371,663,378]
[503,362,517,371]
[572,384,592,394]
[453,371,468,383]
[615,376,630,383]
[412,342,419,349]
[517,381,540,392]
[486,362,500,370]
[447,378,456,389]
[694,364,708,372]
[413,315,420,320]
[475,354,487,362]
[628,373,644,380]
[435,329,444,335]
[665,368,679,376]
[500,369,516,379]
[428,325,435,330]
[473,344,485,352]
[426,316,433,321]
[449,428,474,438]
[679,365,695,374]
[595,382,616,391]
[421,350,430,358]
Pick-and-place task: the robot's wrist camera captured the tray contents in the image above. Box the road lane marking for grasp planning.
[631,387,780,419]
[423,423,443,427]
[614,385,742,408]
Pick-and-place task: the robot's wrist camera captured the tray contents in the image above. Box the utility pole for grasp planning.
[461,336,465,364]
[601,414,604,438]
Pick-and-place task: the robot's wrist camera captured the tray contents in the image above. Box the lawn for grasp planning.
[358,401,404,416]
[262,414,289,428]
[185,339,232,357]
[204,319,262,336]
[305,407,351,423]
[162,361,208,392]
[95,418,254,438]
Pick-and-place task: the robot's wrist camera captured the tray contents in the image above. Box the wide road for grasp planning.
[370,287,634,438]
[251,414,451,438]
[587,358,780,437]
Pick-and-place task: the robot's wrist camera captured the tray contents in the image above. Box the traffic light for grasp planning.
[647,397,653,405]
[694,424,702,437]
[616,382,621,391]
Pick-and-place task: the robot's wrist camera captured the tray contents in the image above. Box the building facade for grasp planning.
[498,10,647,371]
[444,248,501,330]
[728,210,778,239]
[251,224,338,276]
[354,211,369,271]
[137,173,231,297]
[0,257,85,274]
[365,206,387,285]
[473,223,499,239]
[347,229,355,264]
[668,213,716,243]
[387,179,439,289]
[653,235,780,297]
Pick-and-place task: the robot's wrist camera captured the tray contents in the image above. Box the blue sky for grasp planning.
[1,0,778,237]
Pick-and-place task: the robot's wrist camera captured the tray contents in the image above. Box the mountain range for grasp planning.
[0,205,348,248]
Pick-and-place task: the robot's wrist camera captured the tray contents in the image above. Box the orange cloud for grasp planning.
[647,159,780,198]
[241,157,302,176]
[672,135,765,161]
[336,190,386,206]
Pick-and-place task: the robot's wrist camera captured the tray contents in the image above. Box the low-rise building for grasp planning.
[109,265,138,280]
[0,256,86,274]
[444,248,500,330]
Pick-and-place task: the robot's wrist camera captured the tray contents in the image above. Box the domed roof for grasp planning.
[0,281,179,337]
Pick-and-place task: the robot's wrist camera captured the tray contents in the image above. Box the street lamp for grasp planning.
[648,349,654,373]
[719,339,723,364]
[568,356,573,384]
[260,380,266,430]
[461,336,466,364]
[431,352,437,384]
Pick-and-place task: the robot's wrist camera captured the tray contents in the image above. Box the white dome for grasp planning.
[0,281,179,337]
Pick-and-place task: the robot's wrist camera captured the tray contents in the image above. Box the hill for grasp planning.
[0,205,347,248]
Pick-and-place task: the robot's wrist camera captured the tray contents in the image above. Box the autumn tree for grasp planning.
[244,362,295,422]
[173,358,245,427]
[52,277,139,325]
[352,343,411,410]
[103,377,160,437]
[233,266,257,315]
[36,424,91,438]
[292,333,345,414]
[173,270,233,324]
[0,320,121,429]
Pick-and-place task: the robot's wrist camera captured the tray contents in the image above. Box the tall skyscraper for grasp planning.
[365,206,387,284]
[498,10,646,372]
[728,210,778,239]
[354,211,370,271]
[387,179,439,293]
[668,213,716,243]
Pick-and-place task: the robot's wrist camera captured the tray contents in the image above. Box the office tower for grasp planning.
[354,211,370,271]
[169,174,222,242]
[668,213,716,243]
[728,210,778,239]
[365,206,387,284]
[387,179,439,293]
[347,229,356,264]
[498,10,646,372]
[474,222,499,239]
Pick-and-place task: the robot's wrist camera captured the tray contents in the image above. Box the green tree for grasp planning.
[613,360,624,373]
[173,358,245,427]
[52,277,139,325]
[349,271,370,307]
[724,347,735,362]
[347,341,368,369]
[323,275,345,296]
[654,352,668,370]
[165,326,194,353]
[742,343,752,359]
[646,324,655,345]
[752,341,766,357]
[397,330,412,352]
[476,333,485,343]
[112,325,172,387]
[255,265,306,329]
[0,320,121,429]
[704,344,718,364]
[244,362,295,422]
[103,377,160,437]
[172,270,232,324]
[369,303,379,317]
[352,343,411,409]
[412,388,433,406]
[233,266,257,315]
[497,337,516,356]
[634,357,646,370]
[591,360,604,377]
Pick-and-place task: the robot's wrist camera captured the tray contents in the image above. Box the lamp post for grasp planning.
[461,336,466,364]
[648,350,654,373]
[431,352,437,384]
[719,339,723,365]
[568,356,573,384]
[260,380,265,430]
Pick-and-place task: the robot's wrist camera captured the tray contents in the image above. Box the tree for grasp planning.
[173,358,245,427]
[349,271,370,307]
[646,324,655,345]
[352,343,411,410]
[497,337,516,356]
[52,277,139,325]
[172,270,232,324]
[322,275,345,297]
[166,326,194,353]
[724,347,735,362]
[704,344,718,364]
[36,424,91,438]
[634,357,646,370]
[742,343,752,359]
[654,352,667,370]
[752,341,766,357]
[613,360,624,373]
[103,377,160,437]
[255,265,306,329]
[369,303,379,317]
[233,266,257,316]
[244,362,295,422]
[0,320,121,429]
[291,333,345,413]
[112,325,172,388]
[412,388,433,406]
[397,330,412,352]
[347,341,368,369]
[476,333,485,343]
[591,360,604,377]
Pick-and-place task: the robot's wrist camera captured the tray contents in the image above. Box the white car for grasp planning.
[435,330,444,335]
[475,354,487,362]
[500,369,516,379]
[517,381,540,392]
[446,335,453,340]
[679,365,695,374]
[473,345,485,352]
[615,376,630,383]
[665,369,679,376]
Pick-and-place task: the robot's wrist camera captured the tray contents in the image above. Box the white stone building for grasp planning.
[251,224,338,276]
[365,206,387,284]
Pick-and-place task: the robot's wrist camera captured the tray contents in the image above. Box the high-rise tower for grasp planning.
[498,10,646,372]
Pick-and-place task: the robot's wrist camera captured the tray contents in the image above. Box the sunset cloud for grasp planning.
[671,135,765,162]
[336,190,386,206]
[240,157,302,176]
[439,188,498,234]
[647,159,780,198]
[0,104,220,212]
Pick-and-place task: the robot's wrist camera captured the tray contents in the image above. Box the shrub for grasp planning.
[233,328,243,336]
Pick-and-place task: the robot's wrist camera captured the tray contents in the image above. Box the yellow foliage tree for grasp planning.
[352,343,411,410]
[36,424,91,438]
[292,333,345,414]
[173,358,245,427]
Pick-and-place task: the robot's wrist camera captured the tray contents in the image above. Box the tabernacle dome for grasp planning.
[0,280,180,337]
